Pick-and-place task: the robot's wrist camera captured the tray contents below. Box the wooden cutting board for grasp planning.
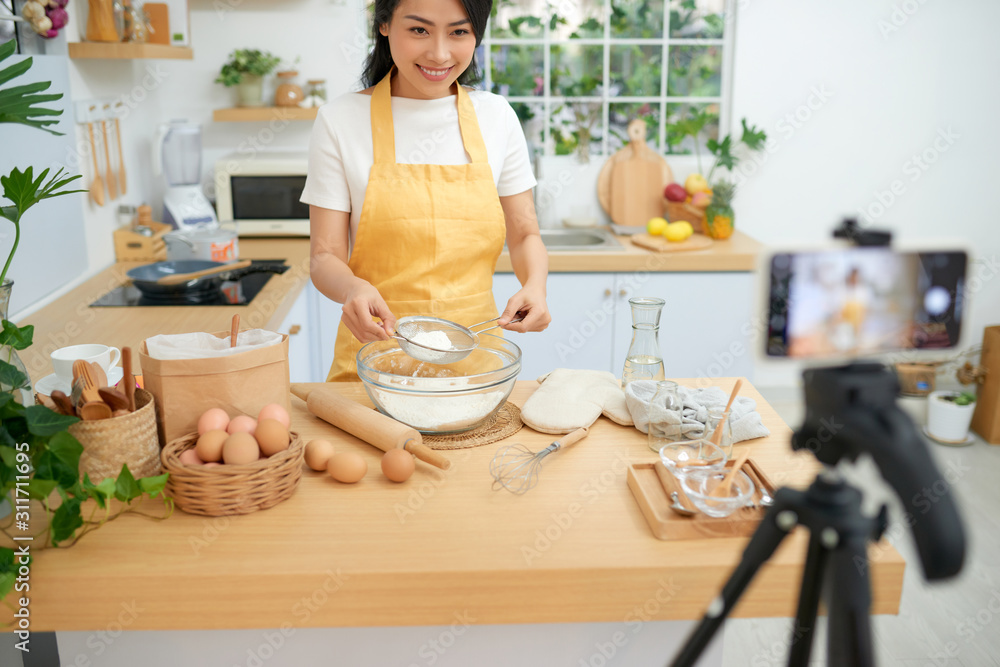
[597,118,674,227]
[630,232,713,253]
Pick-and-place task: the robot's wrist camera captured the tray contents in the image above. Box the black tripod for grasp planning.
[670,363,967,667]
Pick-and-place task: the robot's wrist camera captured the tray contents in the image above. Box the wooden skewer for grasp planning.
[711,379,743,446]
[230,314,240,347]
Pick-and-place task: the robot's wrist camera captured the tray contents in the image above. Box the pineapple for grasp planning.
[705,179,736,240]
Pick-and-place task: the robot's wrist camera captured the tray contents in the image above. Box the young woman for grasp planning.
[301,0,550,381]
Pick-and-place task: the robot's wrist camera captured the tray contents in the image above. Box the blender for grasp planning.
[154,121,218,230]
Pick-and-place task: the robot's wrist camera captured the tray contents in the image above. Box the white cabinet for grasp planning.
[493,273,615,380]
[278,282,330,383]
[494,271,755,381]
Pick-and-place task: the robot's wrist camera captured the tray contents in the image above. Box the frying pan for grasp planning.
[126,260,286,299]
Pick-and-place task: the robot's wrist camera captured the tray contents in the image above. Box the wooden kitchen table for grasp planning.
[9,379,904,666]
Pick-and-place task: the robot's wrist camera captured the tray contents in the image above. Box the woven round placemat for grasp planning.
[423,401,522,449]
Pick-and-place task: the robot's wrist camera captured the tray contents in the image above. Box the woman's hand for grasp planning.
[340,280,396,342]
[498,285,550,333]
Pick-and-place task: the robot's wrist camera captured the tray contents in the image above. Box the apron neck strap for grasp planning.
[370,68,489,165]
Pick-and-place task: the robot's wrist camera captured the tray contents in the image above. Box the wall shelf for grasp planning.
[213,107,318,122]
[68,42,194,60]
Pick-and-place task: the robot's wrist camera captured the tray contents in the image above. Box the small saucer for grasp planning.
[922,425,975,447]
[35,367,125,397]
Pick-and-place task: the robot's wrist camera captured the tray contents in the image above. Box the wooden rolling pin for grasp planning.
[291,384,451,470]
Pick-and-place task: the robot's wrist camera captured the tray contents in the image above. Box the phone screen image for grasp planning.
[766,248,966,358]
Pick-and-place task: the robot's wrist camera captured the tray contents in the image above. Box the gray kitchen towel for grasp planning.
[624,381,770,442]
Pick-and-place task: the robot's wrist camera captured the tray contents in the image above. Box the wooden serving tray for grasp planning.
[627,457,776,540]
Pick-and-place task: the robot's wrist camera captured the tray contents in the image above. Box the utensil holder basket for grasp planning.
[161,431,305,516]
[68,388,162,482]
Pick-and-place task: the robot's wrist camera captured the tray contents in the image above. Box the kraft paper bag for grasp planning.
[139,330,291,447]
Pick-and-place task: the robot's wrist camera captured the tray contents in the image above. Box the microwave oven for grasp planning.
[215,151,310,236]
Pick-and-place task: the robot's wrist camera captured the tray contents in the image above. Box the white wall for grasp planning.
[11,0,999,387]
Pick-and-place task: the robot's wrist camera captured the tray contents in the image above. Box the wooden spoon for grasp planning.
[90,362,108,389]
[122,346,135,412]
[50,390,76,416]
[156,259,252,286]
[710,449,750,498]
[98,387,130,412]
[113,116,127,195]
[101,119,117,200]
[87,121,105,206]
[710,378,743,446]
[80,401,113,421]
[230,313,240,347]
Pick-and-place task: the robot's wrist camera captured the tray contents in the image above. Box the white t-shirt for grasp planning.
[300,89,537,246]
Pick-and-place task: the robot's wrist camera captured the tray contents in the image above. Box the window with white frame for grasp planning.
[480,0,733,162]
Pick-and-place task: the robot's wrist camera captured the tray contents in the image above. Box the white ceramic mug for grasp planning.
[51,344,122,383]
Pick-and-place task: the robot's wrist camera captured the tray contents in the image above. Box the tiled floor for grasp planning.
[723,386,1000,666]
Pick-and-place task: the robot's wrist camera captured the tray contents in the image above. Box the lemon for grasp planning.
[664,221,694,242]
[646,217,669,236]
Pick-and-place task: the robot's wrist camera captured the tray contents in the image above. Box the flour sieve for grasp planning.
[393,313,525,364]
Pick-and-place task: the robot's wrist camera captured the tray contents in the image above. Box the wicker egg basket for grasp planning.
[161,431,305,516]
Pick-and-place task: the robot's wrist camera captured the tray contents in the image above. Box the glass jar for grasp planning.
[704,406,734,458]
[274,70,304,107]
[306,79,328,103]
[621,296,665,388]
[647,380,683,453]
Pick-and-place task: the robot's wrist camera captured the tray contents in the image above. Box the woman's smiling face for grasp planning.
[379,0,477,99]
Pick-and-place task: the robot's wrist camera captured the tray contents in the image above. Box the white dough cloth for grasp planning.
[624,381,770,442]
[145,330,283,360]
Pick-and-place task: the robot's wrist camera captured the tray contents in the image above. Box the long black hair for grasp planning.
[361,0,492,89]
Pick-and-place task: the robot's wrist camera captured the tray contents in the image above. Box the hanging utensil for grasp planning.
[490,427,589,495]
[393,311,526,364]
[87,121,105,206]
[101,117,117,200]
[113,115,127,195]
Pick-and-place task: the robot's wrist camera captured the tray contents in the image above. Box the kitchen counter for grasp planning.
[496,230,761,273]
[19,232,762,385]
[13,378,904,631]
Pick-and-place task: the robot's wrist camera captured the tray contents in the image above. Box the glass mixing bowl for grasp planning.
[356,333,521,434]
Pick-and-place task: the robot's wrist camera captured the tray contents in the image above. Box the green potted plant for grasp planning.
[0,39,172,614]
[926,390,977,445]
[215,48,282,108]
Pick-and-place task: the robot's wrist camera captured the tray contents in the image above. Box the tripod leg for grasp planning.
[787,532,828,666]
[671,501,798,667]
[825,530,875,667]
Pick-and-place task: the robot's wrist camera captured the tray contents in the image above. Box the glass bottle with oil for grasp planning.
[621,296,665,387]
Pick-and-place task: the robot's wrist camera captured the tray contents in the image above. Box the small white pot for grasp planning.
[926,390,976,444]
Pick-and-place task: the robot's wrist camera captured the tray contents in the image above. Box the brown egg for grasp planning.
[223,432,260,465]
[257,403,291,429]
[203,462,222,468]
[304,439,335,472]
[327,451,367,484]
[381,449,415,483]
[179,448,204,466]
[227,415,257,436]
[195,430,229,462]
[198,408,230,435]
[255,419,290,457]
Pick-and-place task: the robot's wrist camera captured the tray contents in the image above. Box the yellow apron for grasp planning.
[327,70,506,381]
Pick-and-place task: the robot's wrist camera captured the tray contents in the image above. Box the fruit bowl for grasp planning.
[356,333,521,434]
[662,199,707,235]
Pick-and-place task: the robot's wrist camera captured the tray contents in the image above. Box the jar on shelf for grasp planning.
[274,71,304,107]
[306,79,327,103]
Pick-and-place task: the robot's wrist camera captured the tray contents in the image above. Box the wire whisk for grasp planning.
[490,427,590,494]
